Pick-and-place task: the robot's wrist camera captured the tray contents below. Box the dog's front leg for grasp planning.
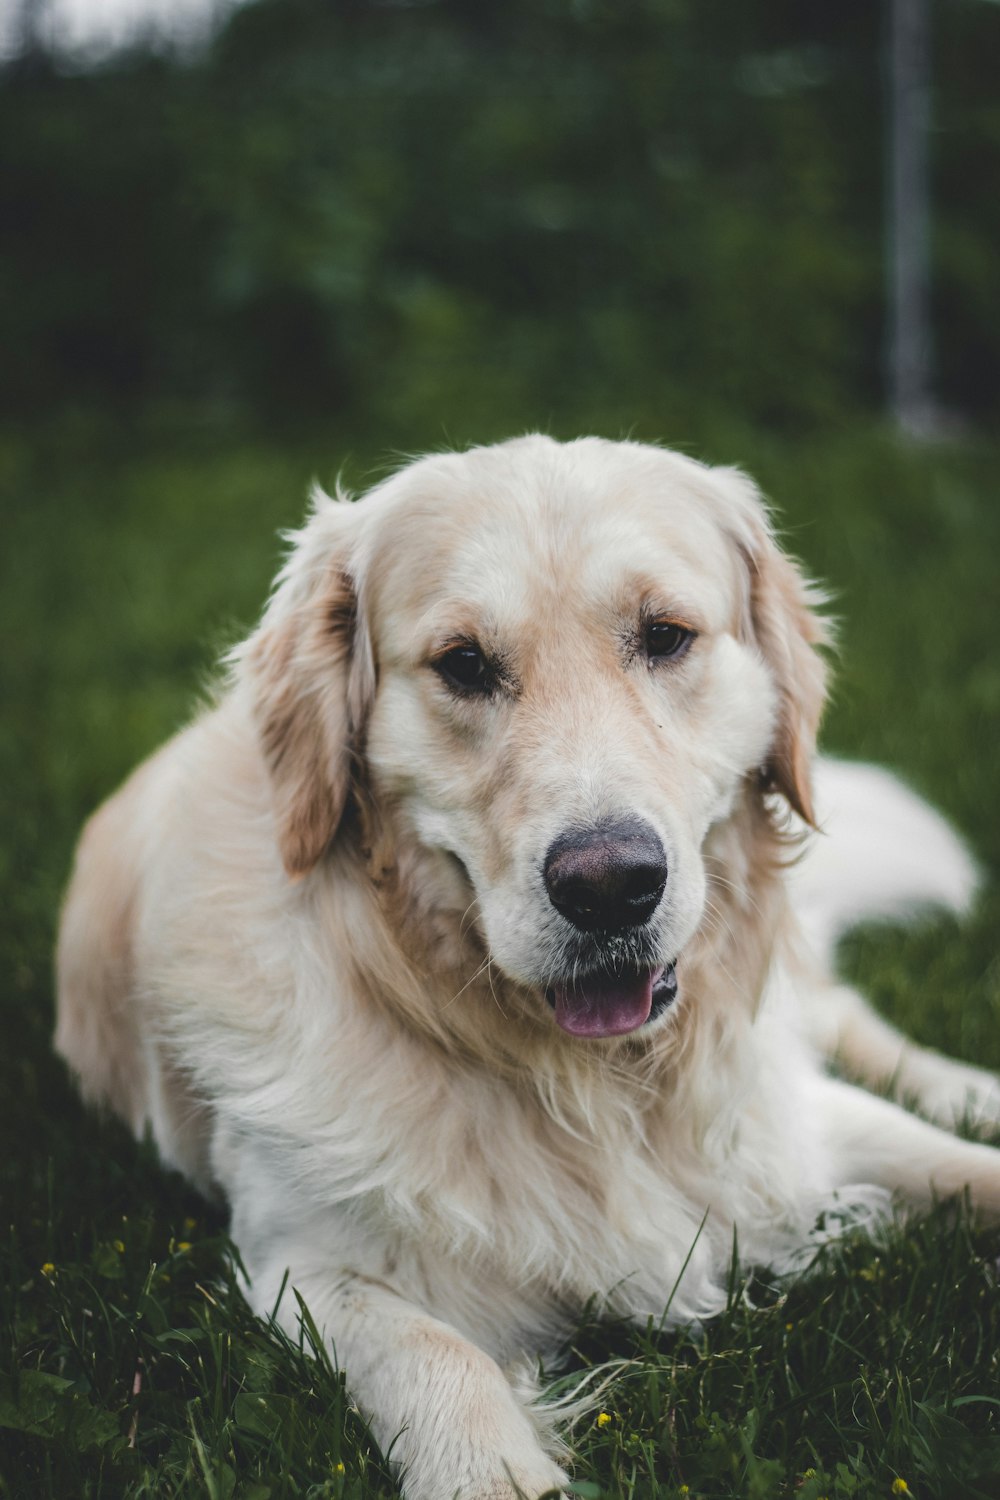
[244,1252,567,1500]
[815,1073,1000,1218]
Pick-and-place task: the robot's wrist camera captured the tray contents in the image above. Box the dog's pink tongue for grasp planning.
[552,971,655,1038]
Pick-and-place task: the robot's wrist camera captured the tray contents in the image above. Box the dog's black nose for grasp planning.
[543,819,668,933]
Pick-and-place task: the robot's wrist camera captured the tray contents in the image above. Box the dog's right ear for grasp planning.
[233,492,374,880]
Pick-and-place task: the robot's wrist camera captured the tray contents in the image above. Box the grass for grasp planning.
[2,411,999,1499]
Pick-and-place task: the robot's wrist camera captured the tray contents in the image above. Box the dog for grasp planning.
[56,436,1000,1500]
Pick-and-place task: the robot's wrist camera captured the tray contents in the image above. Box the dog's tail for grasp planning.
[788,757,980,965]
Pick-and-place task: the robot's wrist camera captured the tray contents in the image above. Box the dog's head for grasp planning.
[237,437,826,1041]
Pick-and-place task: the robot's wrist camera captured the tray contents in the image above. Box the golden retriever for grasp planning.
[56,436,1000,1500]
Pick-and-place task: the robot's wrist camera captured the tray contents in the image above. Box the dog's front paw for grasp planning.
[473,1459,569,1500]
[407,1446,569,1500]
[384,1343,570,1500]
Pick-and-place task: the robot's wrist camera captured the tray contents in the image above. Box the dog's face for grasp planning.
[243,437,826,1040]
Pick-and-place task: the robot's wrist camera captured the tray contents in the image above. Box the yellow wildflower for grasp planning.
[891,1482,910,1497]
[596,1411,612,1428]
[176,1241,192,1253]
[334,1461,345,1475]
[41,1262,55,1277]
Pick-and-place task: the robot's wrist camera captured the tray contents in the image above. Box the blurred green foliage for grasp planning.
[2,0,999,437]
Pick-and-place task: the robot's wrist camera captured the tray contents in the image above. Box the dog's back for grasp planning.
[791,758,979,964]
[56,770,148,1130]
[55,729,217,1187]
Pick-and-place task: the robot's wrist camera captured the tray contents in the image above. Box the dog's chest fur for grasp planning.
[212,923,825,1362]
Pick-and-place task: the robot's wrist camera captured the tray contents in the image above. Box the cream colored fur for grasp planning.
[56,436,1000,1500]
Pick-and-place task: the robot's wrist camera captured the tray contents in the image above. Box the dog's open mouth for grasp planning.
[546,963,678,1038]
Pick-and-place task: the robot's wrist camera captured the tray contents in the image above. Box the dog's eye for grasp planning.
[434,644,494,695]
[645,620,695,661]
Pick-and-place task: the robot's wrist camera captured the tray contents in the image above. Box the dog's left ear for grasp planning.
[745,521,828,826]
[233,493,375,879]
[714,469,829,826]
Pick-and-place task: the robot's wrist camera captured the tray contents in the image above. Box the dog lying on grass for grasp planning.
[56,436,1000,1499]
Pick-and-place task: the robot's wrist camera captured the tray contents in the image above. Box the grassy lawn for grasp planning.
[2,414,999,1498]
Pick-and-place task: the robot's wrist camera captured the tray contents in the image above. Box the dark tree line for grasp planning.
[1,0,997,433]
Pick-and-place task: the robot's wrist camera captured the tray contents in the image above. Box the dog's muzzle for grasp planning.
[542,818,674,1036]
